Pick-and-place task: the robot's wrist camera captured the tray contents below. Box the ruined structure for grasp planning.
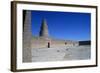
[39,19,49,37]
[23,10,32,62]
[23,10,79,62]
[31,18,79,49]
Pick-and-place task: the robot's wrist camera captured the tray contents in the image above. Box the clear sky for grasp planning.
[31,10,91,41]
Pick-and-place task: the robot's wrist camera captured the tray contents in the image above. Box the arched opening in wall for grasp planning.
[48,42,50,48]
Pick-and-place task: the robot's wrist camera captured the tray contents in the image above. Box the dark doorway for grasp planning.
[65,42,67,45]
[48,42,50,48]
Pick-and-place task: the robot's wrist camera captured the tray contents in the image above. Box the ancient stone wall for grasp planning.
[31,37,79,49]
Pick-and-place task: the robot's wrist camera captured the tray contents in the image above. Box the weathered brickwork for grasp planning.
[31,37,79,49]
[23,10,32,62]
[23,11,79,62]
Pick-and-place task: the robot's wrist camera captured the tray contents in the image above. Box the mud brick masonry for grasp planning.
[23,10,79,62]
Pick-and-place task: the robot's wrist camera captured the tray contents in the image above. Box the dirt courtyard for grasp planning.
[31,45,90,62]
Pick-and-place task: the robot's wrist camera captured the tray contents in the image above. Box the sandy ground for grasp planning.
[31,45,90,62]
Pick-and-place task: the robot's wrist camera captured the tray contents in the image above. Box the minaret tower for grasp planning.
[23,10,32,62]
[39,19,49,38]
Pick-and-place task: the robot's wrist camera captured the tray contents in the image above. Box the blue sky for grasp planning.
[31,10,91,41]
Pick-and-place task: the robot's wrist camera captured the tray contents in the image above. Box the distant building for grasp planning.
[23,10,79,62]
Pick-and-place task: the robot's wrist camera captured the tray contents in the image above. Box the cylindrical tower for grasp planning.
[23,10,32,62]
[39,19,49,38]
